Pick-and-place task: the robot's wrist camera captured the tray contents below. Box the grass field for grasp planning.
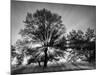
[11,61,96,75]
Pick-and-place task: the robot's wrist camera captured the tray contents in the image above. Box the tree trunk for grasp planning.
[38,61,41,67]
[43,47,48,68]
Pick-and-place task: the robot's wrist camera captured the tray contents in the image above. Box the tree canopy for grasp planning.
[67,28,96,63]
[19,8,67,67]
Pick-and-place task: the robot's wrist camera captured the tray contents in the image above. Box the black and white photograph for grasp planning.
[11,0,96,75]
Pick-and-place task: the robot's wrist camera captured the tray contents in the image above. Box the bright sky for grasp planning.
[11,1,96,45]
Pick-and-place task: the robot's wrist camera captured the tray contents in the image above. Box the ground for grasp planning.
[11,61,96,75]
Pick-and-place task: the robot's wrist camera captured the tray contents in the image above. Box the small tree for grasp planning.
[19,8,67,68]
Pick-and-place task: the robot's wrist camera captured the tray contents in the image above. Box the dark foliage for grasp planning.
[67,28,96,63]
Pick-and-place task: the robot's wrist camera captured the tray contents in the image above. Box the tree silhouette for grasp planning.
[19,8,67,68]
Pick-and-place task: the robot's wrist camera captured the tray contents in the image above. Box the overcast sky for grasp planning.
[11,1,96,45]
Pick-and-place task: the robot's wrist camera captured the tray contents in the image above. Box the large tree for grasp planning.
[19,8,67,68]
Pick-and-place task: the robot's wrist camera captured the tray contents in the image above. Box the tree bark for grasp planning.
[43,47,48,68]
[38,61,41,67]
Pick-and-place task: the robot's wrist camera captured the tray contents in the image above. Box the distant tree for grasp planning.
[67,28,96,63]
[67,30,85,62]
[11,45,16,58]
[67,30,84,50]
[19,8,67,68]
[84,28,96,63]
[85,28,95,41]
